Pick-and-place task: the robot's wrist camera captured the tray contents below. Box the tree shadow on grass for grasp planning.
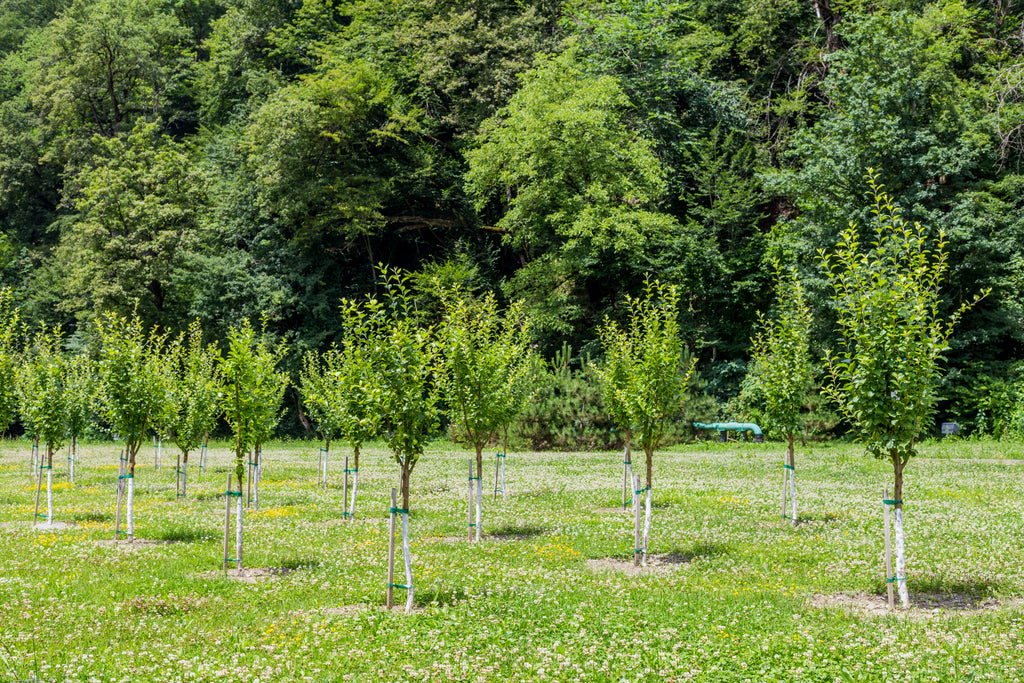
[488,524,545,540]
[796,512,839,525]
[71,511,112,523]
[412,587,469,609]
[657,541,731,564]
[159,527,217,543]
[277,556,321,571]
[903,574,1006,602]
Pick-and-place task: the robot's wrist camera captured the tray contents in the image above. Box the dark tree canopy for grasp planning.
[2,0,1023,435]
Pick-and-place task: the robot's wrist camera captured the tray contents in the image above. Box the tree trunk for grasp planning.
[812,0,843,52]
[633,473,643,567]
[622,431,633,508]
[787,432,797,525]
[474,444,483,541]
[401,464,411,511]
[33,449,44,524]
[127,445,136,543]
[45,444,54,525]
[645,446,653,490]
[891,451,910,607]
[401,506,413,614]
[321,440,329,489]
[386,488,397,609]
[235,487,244,571]
[641,447,653,564]
[350,444,360,520]
[253,445,261,510]
[181,450,189,498]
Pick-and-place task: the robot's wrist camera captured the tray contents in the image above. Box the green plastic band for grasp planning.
[35,513,47,518]
[783,464,795,471]
[634,487,650,495]
[886,576,906,583]
[389,583,409,590]
[39,465,52,470]
[248,462,258,466]
[319,448,328,453]
[468,522,477,527]
[118,474,133,480]
[883,499,903,505]
[469,476,481,481]
[389,507,409,515]
[224,558,237,564]
[226,491,242,497]
[633,548,643,554]
[343,468,356,473]
[496,453,505,458]
[782,514,792,520]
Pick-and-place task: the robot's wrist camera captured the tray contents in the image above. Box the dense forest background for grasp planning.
[2,0,1024,441]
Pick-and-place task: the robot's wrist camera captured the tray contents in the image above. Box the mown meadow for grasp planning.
[1,438,1022,682]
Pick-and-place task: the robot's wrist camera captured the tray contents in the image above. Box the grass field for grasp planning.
[0,437,1022,682]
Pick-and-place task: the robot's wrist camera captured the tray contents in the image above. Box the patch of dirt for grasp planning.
[434,533,536,543]
[322,516,385,526]
[33,521,75,530]
[0,521,34,528]
[196,567,295,582]
[94,538,169,550]
[810,592,1020,618]
[323,604,374,616]
[586,553,690,574]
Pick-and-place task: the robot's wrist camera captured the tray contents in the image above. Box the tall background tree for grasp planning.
[2,0,1024,435]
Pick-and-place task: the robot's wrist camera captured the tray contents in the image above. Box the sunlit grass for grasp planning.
[0,436,1021,681]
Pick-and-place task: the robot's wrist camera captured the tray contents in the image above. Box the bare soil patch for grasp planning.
[587,553,691,574]
[810,591,1021,618]
[323,604,374,617]
[94,538,169,550]
[197,566,295,582]
[33,520,75,530]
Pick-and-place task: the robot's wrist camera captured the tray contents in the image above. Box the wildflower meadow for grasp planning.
[1,438,1022,681]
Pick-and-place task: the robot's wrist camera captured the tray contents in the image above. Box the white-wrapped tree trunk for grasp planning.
[349,469,359,521]
[126,475,135,542]
[893,506,909,607]
[467,460,474,541]
[475,475,482,542]
[46,468,53,525]
[641,486,651,566]
[235,493,244,571]
[633,474,643,567]
[401,511,413,614]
